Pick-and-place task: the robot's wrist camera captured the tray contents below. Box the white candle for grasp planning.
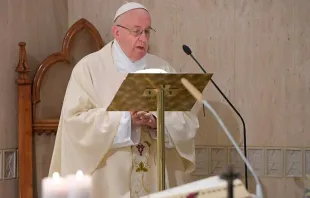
[67,170,92,198]
[42,172,68,198]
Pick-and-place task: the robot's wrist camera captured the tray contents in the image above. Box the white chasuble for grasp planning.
[49,40,200,198]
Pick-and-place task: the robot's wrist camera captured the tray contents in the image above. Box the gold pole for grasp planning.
[157,88,165,191]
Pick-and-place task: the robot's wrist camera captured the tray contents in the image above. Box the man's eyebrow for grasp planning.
[132,25,152,29]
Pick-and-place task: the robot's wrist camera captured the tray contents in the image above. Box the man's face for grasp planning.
[112,9,153,62]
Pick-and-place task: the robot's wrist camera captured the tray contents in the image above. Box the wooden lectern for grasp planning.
[106,73,212,192]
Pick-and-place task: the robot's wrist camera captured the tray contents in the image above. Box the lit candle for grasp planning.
[42,172,68,198]
[67,170,92,198]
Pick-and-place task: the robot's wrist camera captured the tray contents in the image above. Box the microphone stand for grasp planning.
[201,98,262,198]
[187,52,248,189]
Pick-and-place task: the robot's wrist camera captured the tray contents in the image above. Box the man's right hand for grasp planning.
[131,111,145,127]
[131,111,155,128]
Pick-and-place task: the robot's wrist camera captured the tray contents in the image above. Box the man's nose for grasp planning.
[138,31,148,42]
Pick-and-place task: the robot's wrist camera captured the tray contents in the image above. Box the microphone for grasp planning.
[182,44,249,189]
[182,45,207,73]
[181,78,263,198]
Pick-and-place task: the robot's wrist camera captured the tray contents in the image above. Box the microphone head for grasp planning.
[182,45,192,55]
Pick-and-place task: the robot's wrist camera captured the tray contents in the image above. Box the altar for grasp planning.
[141,175,251,198]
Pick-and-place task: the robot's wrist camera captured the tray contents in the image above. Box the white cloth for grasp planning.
[111,112,140,149]
[112,40,173,149]
[114,2,148,21]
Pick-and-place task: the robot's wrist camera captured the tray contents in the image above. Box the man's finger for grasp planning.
[143,112,152,117]
[130,111,137,115]
[136,111,146,116]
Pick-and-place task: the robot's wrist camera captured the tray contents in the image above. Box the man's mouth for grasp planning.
[136,46,144,50]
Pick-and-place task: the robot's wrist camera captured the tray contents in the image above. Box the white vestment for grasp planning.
[49,40,200,198]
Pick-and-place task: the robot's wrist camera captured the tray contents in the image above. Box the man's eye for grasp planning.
[133,29,141,34]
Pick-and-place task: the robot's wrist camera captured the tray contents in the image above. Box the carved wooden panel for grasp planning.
[16,18,104,198]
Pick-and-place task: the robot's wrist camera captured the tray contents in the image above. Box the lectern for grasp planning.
[106,72,212,191]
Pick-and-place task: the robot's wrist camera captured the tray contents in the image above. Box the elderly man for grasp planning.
[49,2,199,198]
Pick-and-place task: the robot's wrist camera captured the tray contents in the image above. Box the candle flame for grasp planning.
[76,170,83,179]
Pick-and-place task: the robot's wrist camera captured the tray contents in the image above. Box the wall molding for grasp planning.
[193,146,310,179]
[1,146,308,180]
[0,148,18,181]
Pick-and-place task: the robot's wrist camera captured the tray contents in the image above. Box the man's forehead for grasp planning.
[121,10,151,27]
[124,9,150,19]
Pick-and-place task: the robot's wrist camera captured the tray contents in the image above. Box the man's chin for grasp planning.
[135,52,147,60]
[136,48,147,54]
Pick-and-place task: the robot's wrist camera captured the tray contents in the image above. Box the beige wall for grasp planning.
[68,0,310,197]
[0,0,68,197]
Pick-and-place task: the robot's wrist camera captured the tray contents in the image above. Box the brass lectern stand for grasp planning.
[107,73,212,191]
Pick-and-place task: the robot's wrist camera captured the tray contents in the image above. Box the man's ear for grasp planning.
[112,25,119,38]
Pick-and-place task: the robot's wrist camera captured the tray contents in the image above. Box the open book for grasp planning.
[141,176,252,198]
